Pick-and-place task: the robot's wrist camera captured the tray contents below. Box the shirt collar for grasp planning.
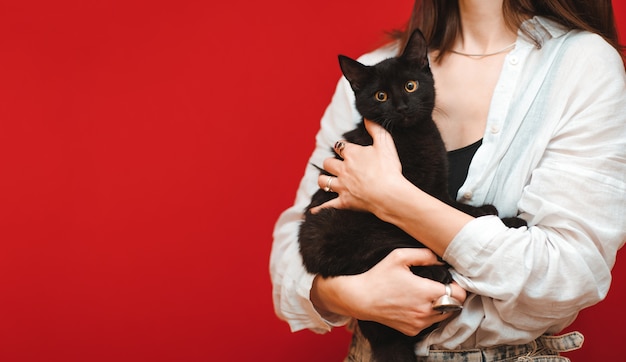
[520,16,570,47]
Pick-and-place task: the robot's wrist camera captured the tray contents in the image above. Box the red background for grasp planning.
[0,1,623,361]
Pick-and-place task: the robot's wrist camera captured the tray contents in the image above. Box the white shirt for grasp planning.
[269,17,626,355]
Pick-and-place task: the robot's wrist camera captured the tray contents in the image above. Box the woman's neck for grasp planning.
[456,0,517,54]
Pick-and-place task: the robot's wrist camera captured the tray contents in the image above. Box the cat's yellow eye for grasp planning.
[405,80,419,92]
[375,91,388,102]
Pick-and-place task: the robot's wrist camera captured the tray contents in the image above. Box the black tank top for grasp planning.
[447,139,482,200]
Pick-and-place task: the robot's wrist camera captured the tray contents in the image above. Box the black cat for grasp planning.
[298,29,526,362]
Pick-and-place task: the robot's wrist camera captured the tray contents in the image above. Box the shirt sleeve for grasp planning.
[269,75,360,333]
[445,33,626,331]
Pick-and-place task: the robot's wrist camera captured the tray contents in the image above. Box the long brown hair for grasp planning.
[394,0,623,63]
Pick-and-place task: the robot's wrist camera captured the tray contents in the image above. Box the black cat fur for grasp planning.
[298,29,526,362]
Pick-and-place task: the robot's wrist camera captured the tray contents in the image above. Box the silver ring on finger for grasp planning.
[432,284,463,313]
[324,176,335,192]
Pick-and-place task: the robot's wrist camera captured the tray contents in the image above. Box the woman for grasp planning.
[270,0,626,360]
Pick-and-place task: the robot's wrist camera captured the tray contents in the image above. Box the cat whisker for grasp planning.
[432,106,449,119]
[382,119,394,134]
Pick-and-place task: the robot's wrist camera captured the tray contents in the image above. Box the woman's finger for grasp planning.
[334,140,347,159]
[309,197,343,214]
[364,119,394,148]
[388,248,442,267]
[318,174,339,193]
[430,306,461,322]
[388,248,466,319]
[322,156,343,176]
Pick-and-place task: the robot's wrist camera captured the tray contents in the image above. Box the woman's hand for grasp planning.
[311,119,406,215]
[311,248,466,336]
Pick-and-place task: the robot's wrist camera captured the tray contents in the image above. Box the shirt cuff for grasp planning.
[291,271,351,333]
[443,215,508,275]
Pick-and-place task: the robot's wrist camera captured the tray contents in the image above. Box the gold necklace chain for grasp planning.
[450,42,516,59]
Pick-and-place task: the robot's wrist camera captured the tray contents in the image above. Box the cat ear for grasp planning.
[338,55,369,91]
[401,28,430,71]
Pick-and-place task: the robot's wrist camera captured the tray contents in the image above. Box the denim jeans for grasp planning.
[344,324,583,362]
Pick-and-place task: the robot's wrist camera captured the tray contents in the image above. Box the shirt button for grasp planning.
[509,56,519,65]
[463,191,473,200]
[490,125,501,134]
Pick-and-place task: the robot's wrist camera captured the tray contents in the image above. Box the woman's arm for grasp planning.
[311,248,466,336]
[316,119,474,257]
